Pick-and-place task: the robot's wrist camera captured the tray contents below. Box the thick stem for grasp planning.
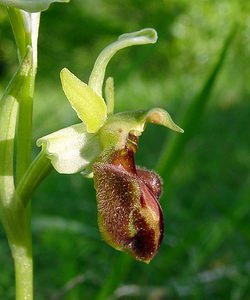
[14,251,33,300]
[3,11,41,300]
[15,13,40,183]
[7,10,41,183]
[11,152,51,300]
[15,73,36,183]
[12,230,33,300]
[2,202,33,300]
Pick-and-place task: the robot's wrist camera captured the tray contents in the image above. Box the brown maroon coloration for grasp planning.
[93,134,164,263]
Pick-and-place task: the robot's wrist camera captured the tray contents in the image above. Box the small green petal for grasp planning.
[0,0,69,12]
[37,123,100,174]
[60,68,107,133]
[88,28,158,97]
[105,77,115,116]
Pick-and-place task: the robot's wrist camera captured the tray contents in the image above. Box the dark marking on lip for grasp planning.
[129,210,157,262]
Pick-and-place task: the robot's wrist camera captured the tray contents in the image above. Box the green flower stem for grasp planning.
[0,48,36,300]
[16,151,52,207]
[16,73,36,183]
[7,8,40,183]
[1,11,43,300]
[2,149,52,300]
[16,13,40,183]
[3,204,33,300]
[13,243,33,300]
[10,152,52,300]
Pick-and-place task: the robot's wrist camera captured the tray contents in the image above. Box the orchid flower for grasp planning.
[37,28,184,263]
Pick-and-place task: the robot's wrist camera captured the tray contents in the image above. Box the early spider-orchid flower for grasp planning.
[37,28,184,263]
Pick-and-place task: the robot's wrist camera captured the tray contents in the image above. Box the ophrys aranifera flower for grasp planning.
[37,28,184,263]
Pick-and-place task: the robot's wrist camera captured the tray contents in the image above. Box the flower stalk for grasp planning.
[7,8,41,183]
[0,24,35,300]
[0,1,69,299]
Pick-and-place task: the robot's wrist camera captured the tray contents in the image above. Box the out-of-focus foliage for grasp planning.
[0,0,249,299]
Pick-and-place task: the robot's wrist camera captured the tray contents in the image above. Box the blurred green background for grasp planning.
[0,0,250,299]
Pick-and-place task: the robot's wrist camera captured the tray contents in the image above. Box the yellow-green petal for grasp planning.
[60,68,107,133]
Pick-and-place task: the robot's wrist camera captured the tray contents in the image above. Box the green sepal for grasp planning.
[60,68,107,133]
[37,123,101,175]
[0,0,69,12]
[99,108,184,151]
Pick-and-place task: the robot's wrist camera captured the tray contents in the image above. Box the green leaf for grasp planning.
[60,68,107,133]
[7,8,40,63]
[37,123,101,174]
[0,47,32,203]
[0,0,69,12]
[88,28,158,97]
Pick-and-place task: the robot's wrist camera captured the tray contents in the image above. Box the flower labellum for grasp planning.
[93,134,164,263]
